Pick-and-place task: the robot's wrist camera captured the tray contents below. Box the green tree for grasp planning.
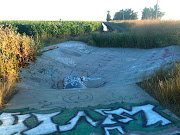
[106,11,111,22]
[142,4,165,20]
[113,8,138,20]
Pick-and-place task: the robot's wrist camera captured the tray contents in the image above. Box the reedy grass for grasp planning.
[140,64,180,118]
[0,25,36,106]
[87,20,180,48]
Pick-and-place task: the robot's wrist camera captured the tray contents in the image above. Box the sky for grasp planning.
[0,0,180,21]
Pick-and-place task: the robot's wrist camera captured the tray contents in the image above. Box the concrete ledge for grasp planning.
[8,84,157,110]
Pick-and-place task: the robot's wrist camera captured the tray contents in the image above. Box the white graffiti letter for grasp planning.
[59,111,98,132]
[104,126,125,135]
[24,112,60,135]
[95,109,133,124]
[95,109,117,125]
[104,104,171,126]
[0,112,30,135]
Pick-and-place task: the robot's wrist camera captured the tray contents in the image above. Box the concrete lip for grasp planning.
[7,84,157,110]
[2,41,180,135]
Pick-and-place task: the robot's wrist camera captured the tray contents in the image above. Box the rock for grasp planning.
[63,76,86,89]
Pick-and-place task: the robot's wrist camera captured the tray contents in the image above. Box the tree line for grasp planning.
[107,4,165,21]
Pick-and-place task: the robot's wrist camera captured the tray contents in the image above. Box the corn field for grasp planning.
[0,21,102,38]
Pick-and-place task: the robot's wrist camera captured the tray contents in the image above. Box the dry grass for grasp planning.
[130,20,180,46]
[110,19,179,24]
[140,64,180,118]
[90,20,180,48]
[0,25,36,106]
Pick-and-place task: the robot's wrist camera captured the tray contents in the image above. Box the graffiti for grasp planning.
[37,65,62,89]
[38,65,60,79]
[63,76,87,89]
[24,112,60,134]
[59,111,98,132]
[104,126,125,135]
[147,48,172,62]
[0,113,30,134]
[0,104,180,135]
[97,104,171,126]
[63,92,93,103]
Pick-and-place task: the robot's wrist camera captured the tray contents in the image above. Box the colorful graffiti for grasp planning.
[0,103,180,135]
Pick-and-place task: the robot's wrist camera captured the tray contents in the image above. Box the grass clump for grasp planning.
[140,64,180,118]
[0,25,36,107]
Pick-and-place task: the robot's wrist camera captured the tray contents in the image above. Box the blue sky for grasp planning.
[0,0,180,21]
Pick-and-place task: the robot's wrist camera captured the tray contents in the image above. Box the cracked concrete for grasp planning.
[8,84,157,110]
[15,41,180,90]
[6,41,180,111]
[3,41,180,134]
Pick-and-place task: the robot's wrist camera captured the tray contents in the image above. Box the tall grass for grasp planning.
[140,64,180,118]
[88,20,180,48]
[0,25,36,106]
[130,20,180,48]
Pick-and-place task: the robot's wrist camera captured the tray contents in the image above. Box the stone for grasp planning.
[63,76,86,89]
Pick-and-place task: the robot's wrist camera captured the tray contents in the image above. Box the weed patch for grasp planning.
[0,26,36,106]
[139,64,180,118]
[91,20,180,48]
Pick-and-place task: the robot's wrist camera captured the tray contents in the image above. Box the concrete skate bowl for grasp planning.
[16,41,180,90]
